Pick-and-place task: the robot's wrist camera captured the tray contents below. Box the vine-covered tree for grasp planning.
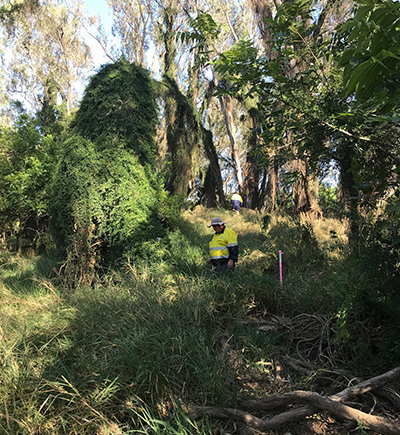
[72,59,159,170]
[51,60,165,283]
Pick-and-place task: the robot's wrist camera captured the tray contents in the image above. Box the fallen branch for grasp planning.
[331,366,400,402]
[187,404,318,432]
[187,367,400,435]
[375,386,400,412]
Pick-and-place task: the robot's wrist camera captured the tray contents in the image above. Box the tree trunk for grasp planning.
[242,128,261,209]
[263,163,278,211]
[161,6,201,197]
[292,159,321,219]
[248,0,285,212]
[202,127,225,208]
[219,94,243,190]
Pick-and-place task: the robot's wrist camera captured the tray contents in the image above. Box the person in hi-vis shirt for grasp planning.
[230,193,243,213]
[206,217,238,273]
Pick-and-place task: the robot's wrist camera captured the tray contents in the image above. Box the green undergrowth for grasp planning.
[1,207,399,434]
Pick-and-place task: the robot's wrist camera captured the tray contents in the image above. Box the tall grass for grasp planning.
[1,208,397,434]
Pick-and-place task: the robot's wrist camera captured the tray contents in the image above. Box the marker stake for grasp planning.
[278,250,283,285]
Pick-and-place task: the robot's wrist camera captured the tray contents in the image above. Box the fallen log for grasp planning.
[187,366,400,435]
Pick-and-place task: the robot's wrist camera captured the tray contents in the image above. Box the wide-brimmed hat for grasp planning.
[208,217,225,227]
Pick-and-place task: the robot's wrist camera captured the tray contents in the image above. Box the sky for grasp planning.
[80,0,160,78]
[82,0,115,69]
[68,0,116,99]
[83,0,113,30]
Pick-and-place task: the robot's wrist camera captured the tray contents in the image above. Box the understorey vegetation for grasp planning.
[1,207,400,435]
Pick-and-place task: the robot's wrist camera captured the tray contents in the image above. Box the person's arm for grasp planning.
[227,245,238,263]
[226,228,238,266]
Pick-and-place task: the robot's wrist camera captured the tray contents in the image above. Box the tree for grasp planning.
[72,59,159,170]
[106,0,257,205]
[51,60,165,282]
[212,0,352,217]
[328,0,400,293]
[107,0,154,66]
[0,103,58,253]
[176,10,247,203]
[1,0,91,115]
[335,0,400,210]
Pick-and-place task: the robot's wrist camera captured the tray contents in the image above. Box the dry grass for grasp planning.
[311,218,348,258]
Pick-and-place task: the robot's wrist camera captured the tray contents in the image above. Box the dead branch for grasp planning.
[187,367,400,435]
[331,366,400,402]
[375,386,400,412]
[187,404,318,432]
[191,392,400,434]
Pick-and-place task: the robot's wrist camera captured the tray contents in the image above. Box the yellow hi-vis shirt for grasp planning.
[231,193,243,203]
[209,227,238,262]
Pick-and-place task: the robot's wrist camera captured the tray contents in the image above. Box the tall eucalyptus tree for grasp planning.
[242,0,354,216]
[213,0,354,217]
[1,0,92,116]
[175,2,256,201]
[107,0,154,67]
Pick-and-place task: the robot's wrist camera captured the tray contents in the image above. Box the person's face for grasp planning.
[212,224,224,234]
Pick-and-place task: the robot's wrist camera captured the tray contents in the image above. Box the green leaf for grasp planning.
[344,59,381,98]
[391,236,400,246]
